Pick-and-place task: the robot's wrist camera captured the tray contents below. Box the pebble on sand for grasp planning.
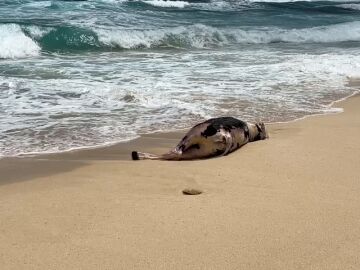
[182,188,203,195]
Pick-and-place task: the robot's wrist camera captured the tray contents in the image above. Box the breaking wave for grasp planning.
[337,3,360,10]
[1,21,360,58]
[0,24,40,59]
[39,22,360,49]
[141,0,190,8]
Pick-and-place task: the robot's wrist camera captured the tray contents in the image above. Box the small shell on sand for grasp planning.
[182,188,203,195]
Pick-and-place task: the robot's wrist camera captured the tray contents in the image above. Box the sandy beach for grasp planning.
[1,94,360,270]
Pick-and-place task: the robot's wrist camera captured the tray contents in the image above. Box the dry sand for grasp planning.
[0,95,360,270]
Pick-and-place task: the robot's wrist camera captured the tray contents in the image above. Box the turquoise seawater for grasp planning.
[1,0,360,156]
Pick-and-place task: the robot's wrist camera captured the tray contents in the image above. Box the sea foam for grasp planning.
[0,24,40,59]
[337,3,360,10]
[142,0,190,8]
[230,21,360,44]
[94,22,360,50]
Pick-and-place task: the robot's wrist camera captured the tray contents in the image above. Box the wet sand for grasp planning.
[0,95,360,269]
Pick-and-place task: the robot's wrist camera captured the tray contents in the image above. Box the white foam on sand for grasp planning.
[1,47,360,157]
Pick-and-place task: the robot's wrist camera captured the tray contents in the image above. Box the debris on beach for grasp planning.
[182,188,202,195]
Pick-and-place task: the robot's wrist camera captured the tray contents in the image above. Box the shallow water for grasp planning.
[1,0,360,157]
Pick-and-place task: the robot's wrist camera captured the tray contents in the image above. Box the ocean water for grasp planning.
[0,0,360,157]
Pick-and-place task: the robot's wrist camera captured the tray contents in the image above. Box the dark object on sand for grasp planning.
[132,117,268,160]
[182,189,203,195]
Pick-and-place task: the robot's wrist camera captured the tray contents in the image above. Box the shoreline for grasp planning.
[1,93,360,269]
[2,88,359,161]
